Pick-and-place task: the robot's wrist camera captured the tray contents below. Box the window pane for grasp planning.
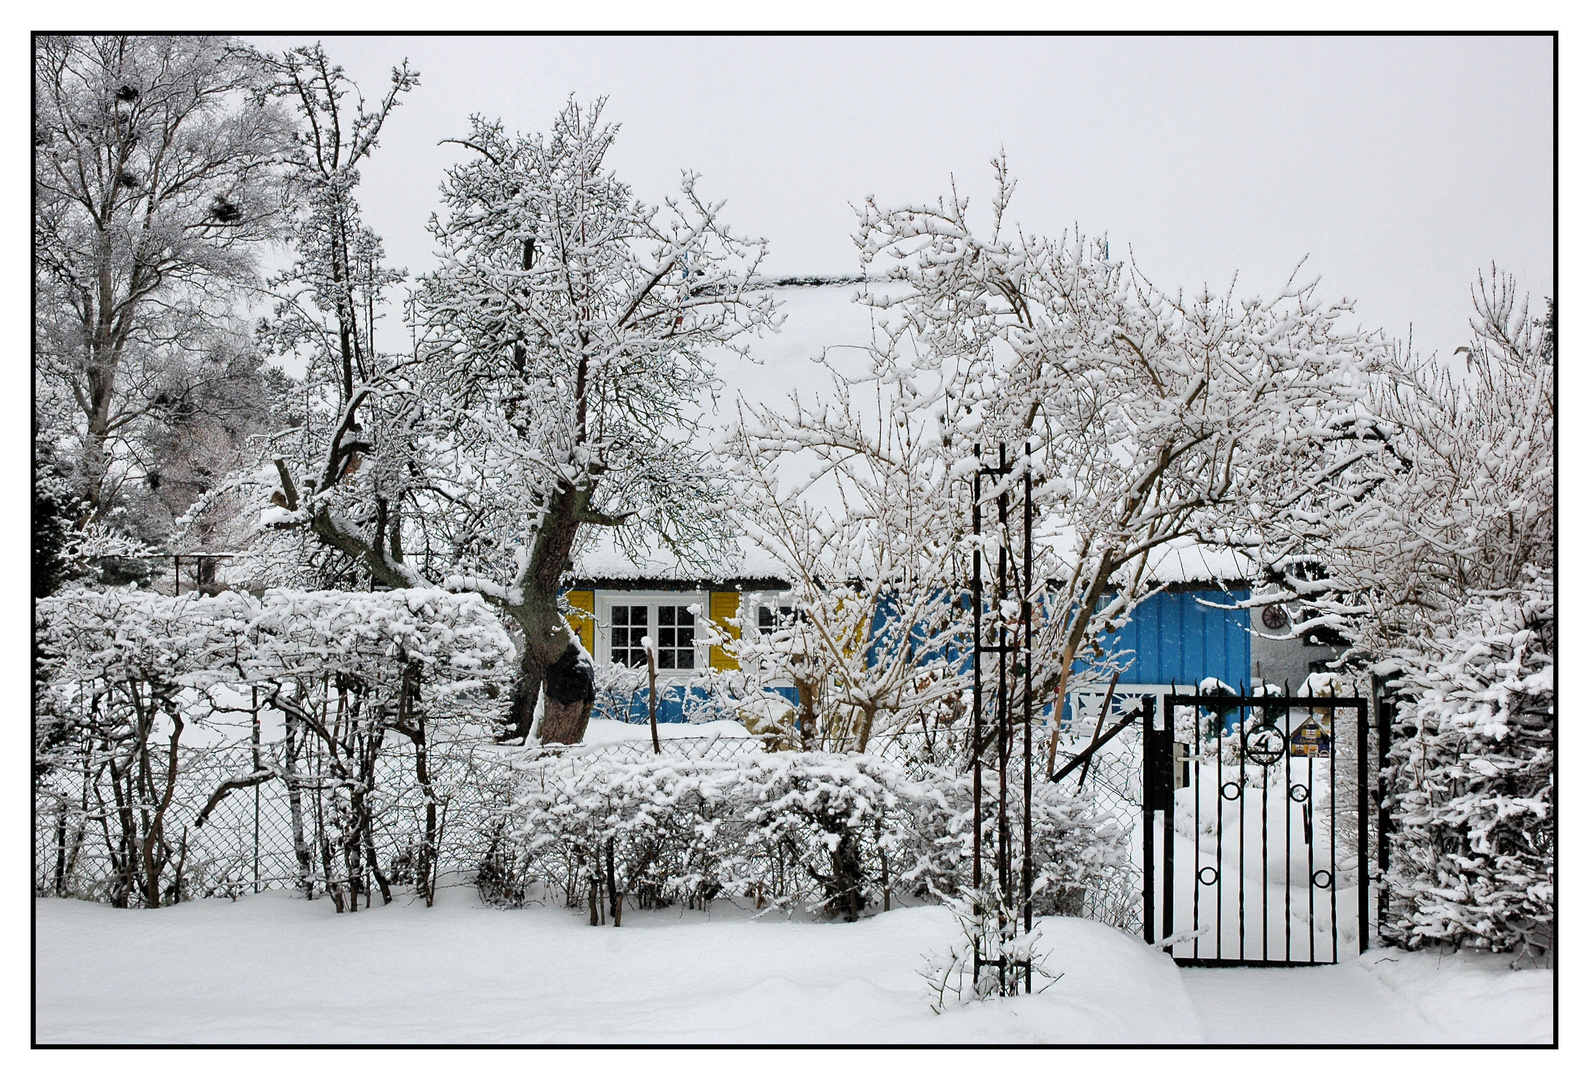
[610,605,649,666]
[644,605,696,669]
[759,604,796,633]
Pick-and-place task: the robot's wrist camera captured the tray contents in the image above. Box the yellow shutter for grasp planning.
[709,590,741,670]
[564,590,595,654]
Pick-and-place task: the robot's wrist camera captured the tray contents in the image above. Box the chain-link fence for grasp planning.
[1050,726,1144,935]
[36,718,1142,920]
[33,728,785,904]
[35,734,518,903]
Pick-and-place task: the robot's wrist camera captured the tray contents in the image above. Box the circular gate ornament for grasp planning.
[1221,781,1242,801]
[1312,870,1334,890]
[1243,724,1286,766]
[1289,783,1310,803]
[1198,866,1220,886]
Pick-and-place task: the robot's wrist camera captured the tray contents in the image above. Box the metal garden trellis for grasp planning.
[970,442,1034,996]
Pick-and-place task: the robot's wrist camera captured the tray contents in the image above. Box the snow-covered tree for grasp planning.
[130,334,288,549]
[34,35,294,516]
[256,44,417,420]
[765,157,1386,756]
[1269,271,1554,657]
[266,97,777,743]
[720,363,969,752]
[1380,571,1553,954]
[1299,273,1552,953]
[232,44,418,592]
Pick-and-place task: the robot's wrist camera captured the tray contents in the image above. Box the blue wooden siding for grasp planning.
[603,684,799,725]
[1093,589,1251,689]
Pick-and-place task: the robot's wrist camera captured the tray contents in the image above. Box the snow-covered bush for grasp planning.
[920,885,1062,1010]
[36,588,259,907]
[247,589,514,910]
[588,660,651,726]
[897,767,1130,917]
[510,755,742,922]
[732,754,920,919]
[1382,573,1554,954]
[500,749,1127,923]
[35,586,513,909]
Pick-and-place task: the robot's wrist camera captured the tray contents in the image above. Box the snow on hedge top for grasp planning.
[37,587,516,692]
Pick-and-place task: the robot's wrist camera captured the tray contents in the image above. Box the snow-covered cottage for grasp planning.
[565,281,1340,726]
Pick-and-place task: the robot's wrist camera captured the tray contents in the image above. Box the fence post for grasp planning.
[252,687,261,894]
[1142,696,1157,945]
[1357,700,1370,953]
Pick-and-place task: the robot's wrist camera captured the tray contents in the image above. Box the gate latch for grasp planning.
[1173,741,1191,790]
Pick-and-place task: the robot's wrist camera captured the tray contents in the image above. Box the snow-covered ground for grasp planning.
[34,887,1551,1045]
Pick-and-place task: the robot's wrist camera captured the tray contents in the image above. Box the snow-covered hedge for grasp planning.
[36,586,515,693]
[35,587,514,909]
[1382,572,1554,953]
[500,751,1128,921]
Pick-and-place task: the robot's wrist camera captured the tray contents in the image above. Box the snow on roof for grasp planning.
[1142,537,1255,587]
[575,281,1253,588]
[573,531,789,584]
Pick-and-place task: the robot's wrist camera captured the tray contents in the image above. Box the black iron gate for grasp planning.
[1140,690,1388,966]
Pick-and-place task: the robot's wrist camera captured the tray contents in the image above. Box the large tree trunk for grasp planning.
[499,481,607,744]
[504,638,594,745]
[287,446,610,745]
[504,651,544,744]
[539,643,595,744]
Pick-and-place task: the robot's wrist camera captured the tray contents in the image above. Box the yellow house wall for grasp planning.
[709,590,741,670]
[564,589,595,654]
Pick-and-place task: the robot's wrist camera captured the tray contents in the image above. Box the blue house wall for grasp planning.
[1093,588,1251,689]
[602,684,799,725]
[598,587,1249,727]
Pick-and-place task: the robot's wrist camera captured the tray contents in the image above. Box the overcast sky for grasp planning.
[258,33,1553,359]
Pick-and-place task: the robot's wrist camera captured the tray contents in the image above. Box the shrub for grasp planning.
[34,586,514,909]
[500,749,1128,922]
[1382,571,1553,954]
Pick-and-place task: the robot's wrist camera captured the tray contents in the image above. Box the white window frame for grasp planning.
[596,591,709,678]
[747,590,797,637]
[741,590,799,691]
